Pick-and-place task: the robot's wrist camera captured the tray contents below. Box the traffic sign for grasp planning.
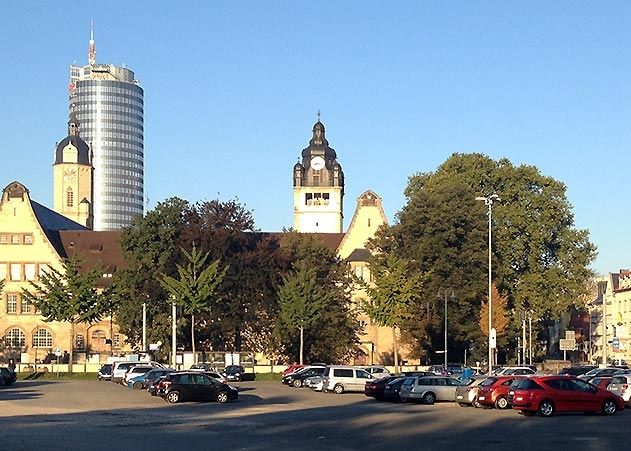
[559,338,576,351]
[565,331,575,340]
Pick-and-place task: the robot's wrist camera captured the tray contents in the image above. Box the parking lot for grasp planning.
[1,379,629,450]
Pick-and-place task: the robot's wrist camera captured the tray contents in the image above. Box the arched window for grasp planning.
[5,328,25,347]
[66,187,74,207]
[32,328,53,348]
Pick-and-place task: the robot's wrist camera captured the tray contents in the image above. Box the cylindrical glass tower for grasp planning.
[69,60,144,231]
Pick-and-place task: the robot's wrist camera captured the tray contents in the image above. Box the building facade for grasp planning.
[293,120,344,233]
[0,182,129,365]
[68,30,144,231]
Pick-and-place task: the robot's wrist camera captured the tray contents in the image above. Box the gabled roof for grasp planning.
[59,230,125,284]
[30,200,87,256]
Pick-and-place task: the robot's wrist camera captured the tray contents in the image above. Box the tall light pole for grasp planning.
[437,290,455,368]
[476,194,500,374]
[171,295,177,369]
[528,310,533,365]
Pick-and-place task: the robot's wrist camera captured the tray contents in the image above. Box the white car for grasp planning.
[123,365,158,385]
[304,375,324,391]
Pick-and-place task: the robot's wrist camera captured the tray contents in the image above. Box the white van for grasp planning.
[322,365,374,394]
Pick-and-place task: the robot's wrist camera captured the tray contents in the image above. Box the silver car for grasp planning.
[607,374,631,405]
[454,376,487,407]
[400,376,462,404]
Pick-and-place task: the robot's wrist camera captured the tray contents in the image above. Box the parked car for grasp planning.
[578,367,623,381]
[591,376,613,390]
[159,371,238,404]
[454,376,487,407]
[399,376,462,404]
[322,366,374,394]
[284,366,326,388]
[495,367,536,376]
[111,360,163,384]
[428,365,449,375]
[0,367,17,386]
[145,368,176,393]
[97,364,112,381]
[399,371,431,377]
[511,375,624,416]
[223,365,246,382]
[476,376,524,409]
[607,374,631,406]
[282,364,306,377]
[358,366,391,379]
[364,376,400,401]
[123,365,157,386]
[189,363,217,372]
[558,365,597,377]
[383,377,408,402]
[304,375,324,391]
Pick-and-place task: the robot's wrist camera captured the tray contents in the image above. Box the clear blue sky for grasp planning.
[1,1,629,275]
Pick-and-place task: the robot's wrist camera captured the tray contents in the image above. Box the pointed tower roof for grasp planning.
[54,117,91,165]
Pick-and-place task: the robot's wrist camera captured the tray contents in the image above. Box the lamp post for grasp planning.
[171,295,177,369]
[437,290,455,369]
[528,310,533,365]
[476,193,500,374]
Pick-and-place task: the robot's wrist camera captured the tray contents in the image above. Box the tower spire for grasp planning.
[88,20,96,65]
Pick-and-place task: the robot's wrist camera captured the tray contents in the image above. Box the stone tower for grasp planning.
[53,115,93,228]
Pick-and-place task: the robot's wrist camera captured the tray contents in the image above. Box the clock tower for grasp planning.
[53,115,94,228]
[293,119,345,233]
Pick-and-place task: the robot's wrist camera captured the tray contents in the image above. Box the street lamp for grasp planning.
[476,193,500,374]
[171,295,177,369]
[437,290,455,369]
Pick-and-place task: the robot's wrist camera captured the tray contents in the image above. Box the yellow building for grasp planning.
[0,181,126,365]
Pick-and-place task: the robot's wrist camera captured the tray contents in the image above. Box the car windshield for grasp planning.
[480,377,497,386]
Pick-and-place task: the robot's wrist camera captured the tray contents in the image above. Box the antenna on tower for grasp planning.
[88,19,96,65]
[317,110,321,122]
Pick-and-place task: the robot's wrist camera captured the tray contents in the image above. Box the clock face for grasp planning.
[311,156,325,171]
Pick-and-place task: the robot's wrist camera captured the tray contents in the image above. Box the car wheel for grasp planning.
[495,396,509,410]
[602,399,617,415]
[422,392,436,405]
[217,391,229,403]
[292,379,302,388]
[333,384,344,394]
[538,400,554,417]
[133,381,143,390]
[472,397,482,408]
[166,391,180,404]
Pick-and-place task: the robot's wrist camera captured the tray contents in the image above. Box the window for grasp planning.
[23,234,33,245]
[113,334,120,348]
[20,296,29,314]
[11,234,21,244]
[66,187,74,207]
[5,328,25,347]
[356,370,371,379]
[10,263,21,281]
[0,234,9,244]
[333,368,354,378]
[24,263,36,281]
[33,328,53,348]
[39,264,49,279]
[7,293,18,313]
[0,263,6,281]
[76,333,85,349]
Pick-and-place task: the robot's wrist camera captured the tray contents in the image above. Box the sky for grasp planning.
[0,1,629,275]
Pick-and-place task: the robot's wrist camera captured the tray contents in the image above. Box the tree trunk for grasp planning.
[393,326,399,375]
[299,326,304,365]
[191,313,196,364]
[69,320,75,374]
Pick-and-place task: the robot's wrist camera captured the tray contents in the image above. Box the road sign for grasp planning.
[559,338,576,351]
[565,331,575,340]
[490,328,497,349]
[54,347,62,356]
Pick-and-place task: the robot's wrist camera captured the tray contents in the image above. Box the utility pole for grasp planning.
[528,311,533,365]
[171,296,177,369]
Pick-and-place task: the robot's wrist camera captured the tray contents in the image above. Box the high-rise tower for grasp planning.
[293,119,345,233]
[68,27,144,230]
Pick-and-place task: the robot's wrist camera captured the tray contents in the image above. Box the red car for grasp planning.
[511,375,624,417]
[476,376,523,409]
[282,364,306,377]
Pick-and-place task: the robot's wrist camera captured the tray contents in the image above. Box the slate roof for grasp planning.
[31,200,88,256]
[54,135,91,165]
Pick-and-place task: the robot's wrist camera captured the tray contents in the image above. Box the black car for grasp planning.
[284,366,326,388]
[558,365,596,377]
[0,367,17,386]
[161,372,238,403]
[97,364,112,381]
[364,376,399,401]
[383,377,408,402]
[223,365,245,382]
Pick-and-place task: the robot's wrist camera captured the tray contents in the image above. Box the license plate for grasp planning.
[478,396,486,401]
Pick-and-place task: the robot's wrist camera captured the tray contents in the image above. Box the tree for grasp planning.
[369,153,596,361]
[22,257,104,372]
[363,254,426,373]
[479,283,510,337]
[277,265,330,364]
[159,245,227,362]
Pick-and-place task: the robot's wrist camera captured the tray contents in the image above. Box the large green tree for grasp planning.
[363,254,427,373]
[370,153,596,363]
[22,257,105,372]
[159,245,227,362]
[277,264,330,364]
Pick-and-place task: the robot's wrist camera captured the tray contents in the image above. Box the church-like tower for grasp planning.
[293,119,344,233]
[53,116,93,229]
